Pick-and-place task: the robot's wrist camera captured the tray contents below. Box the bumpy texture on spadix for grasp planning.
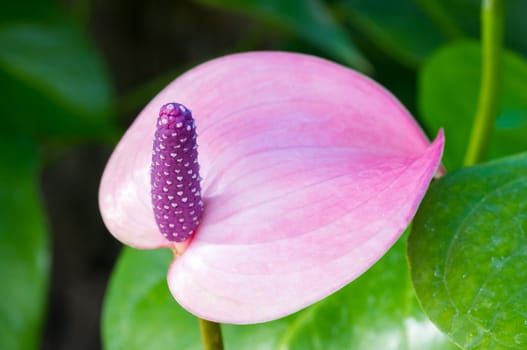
[99,51,444,324]
[151,103,202,242]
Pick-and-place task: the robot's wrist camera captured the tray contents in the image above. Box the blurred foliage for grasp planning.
[427,0,527,57]
[419,40,527,171]
[0,0,115,348]
[193,0,372,72]
[1,0,526,349]
[0,0,58,23]
[338,0,447,67]
[0,135,49,350]
[0,18,115,139]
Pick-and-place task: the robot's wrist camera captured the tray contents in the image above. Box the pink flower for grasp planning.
[99,52,444,324]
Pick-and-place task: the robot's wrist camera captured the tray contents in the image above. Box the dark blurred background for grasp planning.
[40,2,262,349]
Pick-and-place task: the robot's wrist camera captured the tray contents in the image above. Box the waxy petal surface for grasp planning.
[99,52,444,323]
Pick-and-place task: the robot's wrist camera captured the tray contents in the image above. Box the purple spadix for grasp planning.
[151,103,203,242]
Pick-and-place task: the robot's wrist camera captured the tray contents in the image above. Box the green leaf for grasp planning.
[419,40,527,170]
[0,18,115,139]
[408,153,527,349]
[340,0,446,67]
[103,234,456,349]
[0,135,50,350]
[193,0,371,72]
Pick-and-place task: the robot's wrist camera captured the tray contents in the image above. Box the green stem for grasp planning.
[464,0,506,166]
[199,318,224,350]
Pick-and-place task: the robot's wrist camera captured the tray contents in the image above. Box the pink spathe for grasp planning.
[99,51,444,324]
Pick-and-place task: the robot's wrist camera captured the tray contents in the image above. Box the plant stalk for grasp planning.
[464,0,506,166]
[199,318,224,350]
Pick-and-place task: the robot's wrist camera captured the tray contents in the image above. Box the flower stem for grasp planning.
[464,0,506,166]
[199,318,224,350]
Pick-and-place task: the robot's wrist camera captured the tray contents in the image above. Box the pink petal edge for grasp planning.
[99,51,444,323]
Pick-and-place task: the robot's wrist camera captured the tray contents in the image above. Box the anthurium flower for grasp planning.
[99,52,444,324]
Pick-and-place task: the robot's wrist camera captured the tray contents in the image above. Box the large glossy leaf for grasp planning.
[103,233,456,349]
[193,0,371,71]
[340,0,446,67]
[0,135,50,349]
[419,40,527,170]
[408,153,527,349]
[0,18,115,139]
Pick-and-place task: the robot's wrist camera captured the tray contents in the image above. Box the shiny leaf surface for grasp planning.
[409,153,527,349]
